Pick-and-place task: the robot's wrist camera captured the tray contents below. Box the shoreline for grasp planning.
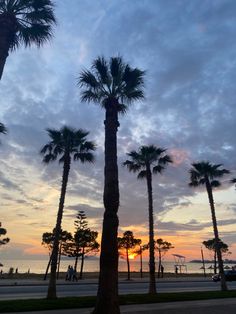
[0,271,213,281]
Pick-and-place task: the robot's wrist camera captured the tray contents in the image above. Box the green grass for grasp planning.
[0,290,236,312]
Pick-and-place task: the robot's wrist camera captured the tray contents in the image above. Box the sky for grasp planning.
[0,0,236,263]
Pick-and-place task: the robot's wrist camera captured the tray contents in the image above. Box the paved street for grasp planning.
[0,278,235,300]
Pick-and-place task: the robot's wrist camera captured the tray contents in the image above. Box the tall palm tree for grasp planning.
[78,56,145,314]
[0,0,56,80]
[40,126,95,299]
[123,145,172,294]
[189,161,229,291]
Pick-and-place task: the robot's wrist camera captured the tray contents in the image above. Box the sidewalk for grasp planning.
[2,298,236,313]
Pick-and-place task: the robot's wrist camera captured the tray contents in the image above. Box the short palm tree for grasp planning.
[189,161,229,291]
[40,126,95,299]
[0,0,56,80]
[78,56,145,314]
[124,145,172,294]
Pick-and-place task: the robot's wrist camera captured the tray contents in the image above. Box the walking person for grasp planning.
[175,266,178,275]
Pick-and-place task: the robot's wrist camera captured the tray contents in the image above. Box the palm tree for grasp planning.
[189,161,230,291]
[78,56,145,314]
[40,126,95,299]
[0,0,56,80]
[123,145,172,294]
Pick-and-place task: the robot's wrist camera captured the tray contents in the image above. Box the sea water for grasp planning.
[0,258,220,275]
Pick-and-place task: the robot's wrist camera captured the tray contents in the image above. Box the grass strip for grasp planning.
[0,290,236,312]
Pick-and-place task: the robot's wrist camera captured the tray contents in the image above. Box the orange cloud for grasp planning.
[169,148,190,166]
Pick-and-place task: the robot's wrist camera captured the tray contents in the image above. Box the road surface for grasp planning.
[0,280,235,300]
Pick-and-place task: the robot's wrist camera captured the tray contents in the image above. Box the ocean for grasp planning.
[0,258,225,275]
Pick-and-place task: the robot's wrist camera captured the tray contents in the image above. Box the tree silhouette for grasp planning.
[79,56,145,314]
[134,240,148,278]
[0,222,9,246]
[65,211,99,279]
[42,229,73,280]
[41,126,95,299]
[189,161,229,291]
[155,238,174,278]
[203,238,230,274]
[124,145,172,294]
[117,231,140,280]
[0,0,56,79]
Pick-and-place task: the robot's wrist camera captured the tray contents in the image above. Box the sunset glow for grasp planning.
[0,1,235,268]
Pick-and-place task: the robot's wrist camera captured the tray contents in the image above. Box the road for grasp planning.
[0,280,236,300]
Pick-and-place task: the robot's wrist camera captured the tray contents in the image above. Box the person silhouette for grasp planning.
[161,265,164,278]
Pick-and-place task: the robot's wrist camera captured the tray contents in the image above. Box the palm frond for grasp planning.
[42,153,57,164]
[211,180,221,188]
[78,70,99,89]
[189,180,199,187]
[79,141,96,153]
[74,152,95,163]
[80,90,100,103]
[93,56,111,87]
[0,122,7,134]
[159,155,173,165]
[123,160,141,172]
[137,170,147,179]
[199,178,206,185]
[153,165,164,174]
[1,0,56,50]
[78,56,145,110]
[117,103,127,114]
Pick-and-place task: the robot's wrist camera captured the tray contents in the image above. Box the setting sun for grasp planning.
[128,253,138,260]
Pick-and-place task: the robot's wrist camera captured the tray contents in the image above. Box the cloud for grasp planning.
[0,0,236,259]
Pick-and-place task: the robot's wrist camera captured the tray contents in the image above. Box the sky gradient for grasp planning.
[0,0,235,263]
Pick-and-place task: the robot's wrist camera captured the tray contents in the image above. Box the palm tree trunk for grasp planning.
[140,247,143,279]
[79,248,85,280]
[158,249,161,278]
[93,104,120,314]
[47,156,71,299]
[205,177,227,291]
[0,50,8,80]
[0,15,14,80]
[214,250,217,274]
[44,254,52,281]
[74,256,79,273]
[57,242,62,279]
[126,248,131,280]
[146,164,157,294]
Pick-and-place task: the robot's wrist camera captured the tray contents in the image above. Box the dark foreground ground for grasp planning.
[2,298,236,314]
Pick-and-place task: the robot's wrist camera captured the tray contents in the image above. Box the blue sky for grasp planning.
[0,0,235,261]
